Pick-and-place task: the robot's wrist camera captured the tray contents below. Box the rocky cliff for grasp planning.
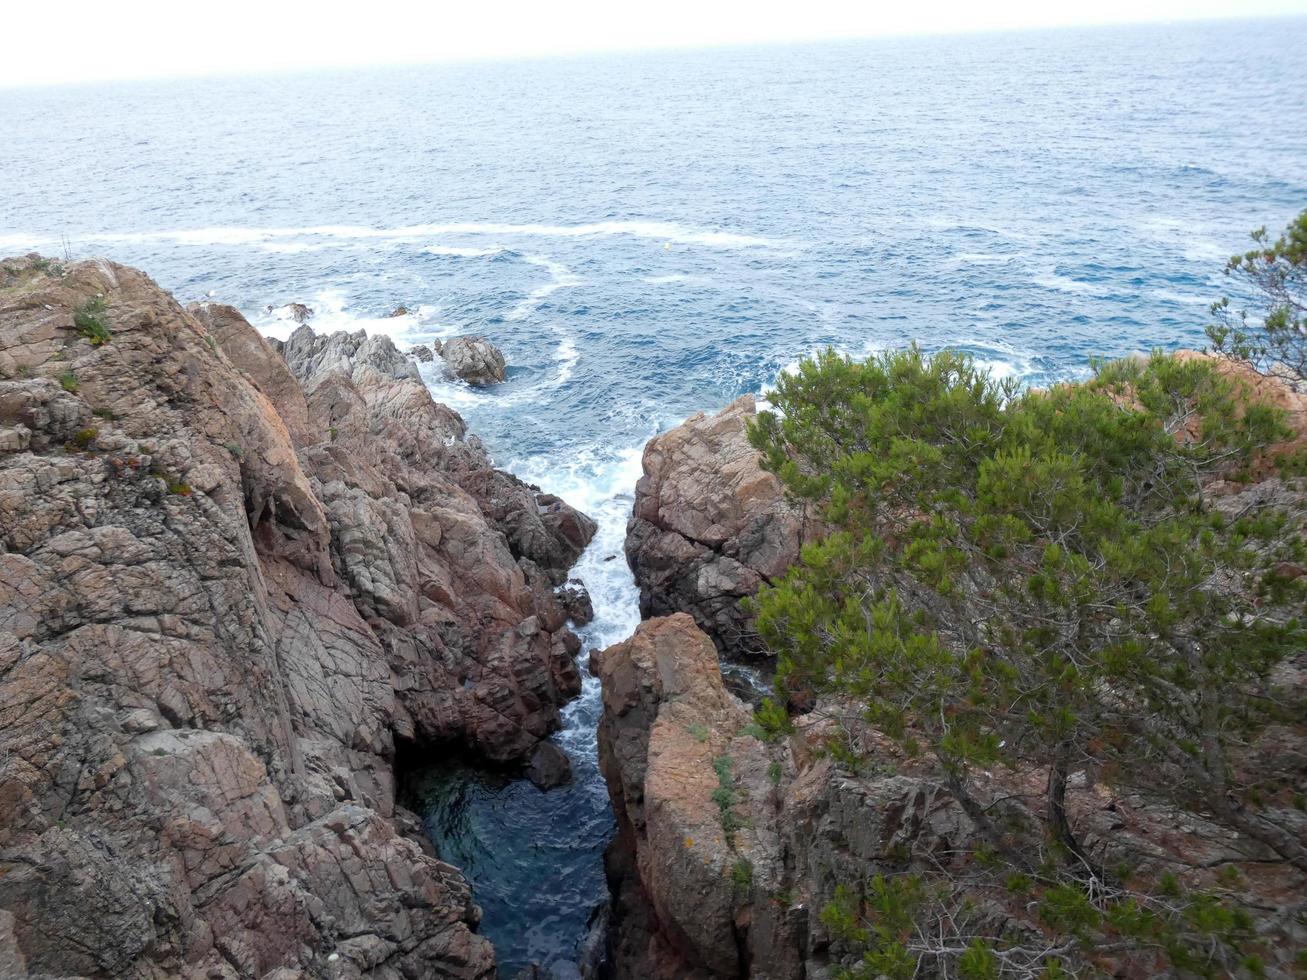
[625,395,818,660]
[604,369,1307,979]
[0,255,594,978]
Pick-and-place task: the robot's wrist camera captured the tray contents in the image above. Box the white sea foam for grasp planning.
[255,288,427,343]
[1151,288,1211,307]
[1032,268,1108,297]
[508,255,580,321]
[70,219,782,251]
[551,330,580,387]
[422,244,507,258]
[952,251,1017,266]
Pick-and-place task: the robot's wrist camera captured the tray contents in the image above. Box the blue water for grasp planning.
[3,16,1305,975]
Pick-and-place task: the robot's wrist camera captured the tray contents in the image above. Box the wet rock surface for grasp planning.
[526,741,573,790]
[0,255,597,978]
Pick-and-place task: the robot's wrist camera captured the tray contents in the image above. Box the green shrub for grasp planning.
[67,427,98,450]
[58,372,79,393]
[750,343,1304,976]
[73,296,111,346]
[730,858,753,898]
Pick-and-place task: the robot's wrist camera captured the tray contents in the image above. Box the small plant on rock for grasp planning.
[730,858,754,899]
[73,296,112,346]
[58,371,79,393]
[66,427,98,451]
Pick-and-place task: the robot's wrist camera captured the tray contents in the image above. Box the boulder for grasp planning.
[409,342,436,363]
[526,741,572,790]
[595,614,797,978]
[387,305,410,318]
[625,396,818,659]
[558,580,595,626]
[442,335,507,386]
[265,301,313,323]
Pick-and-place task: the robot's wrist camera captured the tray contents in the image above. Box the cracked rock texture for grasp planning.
[625,396,819,659]
[596,615,1307,980]
[0,255,595,978]
[439,336,507,387]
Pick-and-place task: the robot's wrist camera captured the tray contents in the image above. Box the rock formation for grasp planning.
[603,370,1307,980]
[276,322,422,385]
[265,301,314,323]
[596,614,1307,979]
[0,254,595,978]
[440,336,506,386]
[625,395,817,659]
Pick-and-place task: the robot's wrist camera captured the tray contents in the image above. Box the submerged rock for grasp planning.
[409,342,436,362]
[442,334,507,386]
[0,254,598,977]
[387,304,410,317]
[266,300,314,323]
[625,395,819,659]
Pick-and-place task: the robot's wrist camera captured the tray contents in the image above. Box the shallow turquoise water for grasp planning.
[2,17,1305,974]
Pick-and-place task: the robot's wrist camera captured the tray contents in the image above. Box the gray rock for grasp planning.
[280,323,421,386]
[558,580,595,626]
[442,335,507,386]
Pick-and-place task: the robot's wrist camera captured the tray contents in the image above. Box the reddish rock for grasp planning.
[0,255,595,977]
[625,396,819,658]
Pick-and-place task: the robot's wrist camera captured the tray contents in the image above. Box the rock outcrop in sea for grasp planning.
[439,336,507,387]
[0,255,594,978]
[625,395,818,659]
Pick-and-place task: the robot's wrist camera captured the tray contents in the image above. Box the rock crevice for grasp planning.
[0,256,595,978]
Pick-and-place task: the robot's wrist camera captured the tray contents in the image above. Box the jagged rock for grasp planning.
[279,322,421,385]
[265,301,313,323]
[189,300,317,446]
[526,741,572,790]
[625,395,818,659]
[596,614,793,978]
[558,580,595,626]
[442,335,507,386]
[409,342,435,363]
[0,254,598,977]
[460,469,598,584]
[387,305,410,318]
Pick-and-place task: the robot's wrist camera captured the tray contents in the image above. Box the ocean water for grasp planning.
[3,16,1306,975]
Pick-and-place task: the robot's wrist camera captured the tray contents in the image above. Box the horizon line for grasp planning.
[2,10,1302,93]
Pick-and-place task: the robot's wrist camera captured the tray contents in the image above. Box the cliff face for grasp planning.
[0,255,593,978]
[604,372,1307,979]
[625,395,818,660]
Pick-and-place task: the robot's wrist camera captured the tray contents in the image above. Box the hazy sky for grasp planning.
[4,0,1306,88]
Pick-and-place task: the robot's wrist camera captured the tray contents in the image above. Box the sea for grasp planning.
[2,16,1304,975]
